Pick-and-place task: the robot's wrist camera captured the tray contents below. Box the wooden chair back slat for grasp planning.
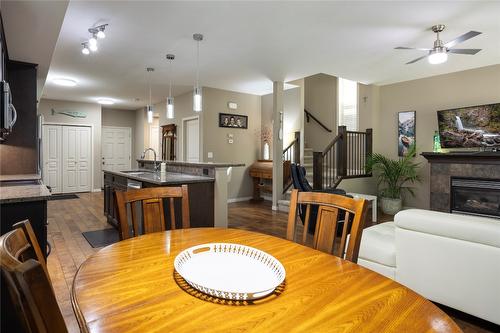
[0,221,68,333]
[169,198,176,230]
[115,185,190,240]
[286,190,368,263]
[13,220,50,283]
[312,205,339,253]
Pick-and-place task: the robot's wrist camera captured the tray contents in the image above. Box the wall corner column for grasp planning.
[272,81,284,210]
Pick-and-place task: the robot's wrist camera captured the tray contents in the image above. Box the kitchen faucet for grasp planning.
[141,147,159,171]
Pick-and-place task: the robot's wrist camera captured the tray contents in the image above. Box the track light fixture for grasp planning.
[81,42,90,55]
[82,24,108,55]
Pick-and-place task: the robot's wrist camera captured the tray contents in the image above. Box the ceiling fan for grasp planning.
[395,25,482,65]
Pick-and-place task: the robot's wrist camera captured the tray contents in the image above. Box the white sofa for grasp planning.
[357,209,500,325]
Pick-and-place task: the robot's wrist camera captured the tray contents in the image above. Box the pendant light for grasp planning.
[193,33,203,112]
[166,54,175,119]
[146,67,154,124]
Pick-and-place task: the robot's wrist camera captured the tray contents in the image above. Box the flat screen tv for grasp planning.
[437,103,500,148]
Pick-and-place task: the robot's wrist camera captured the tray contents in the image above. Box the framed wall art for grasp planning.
[219,113,248,129]
[398,111,416,156]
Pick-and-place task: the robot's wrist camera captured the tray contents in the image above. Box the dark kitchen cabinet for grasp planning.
[103,172,128,228]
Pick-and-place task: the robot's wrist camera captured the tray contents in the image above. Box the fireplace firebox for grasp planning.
[451,177,500,218]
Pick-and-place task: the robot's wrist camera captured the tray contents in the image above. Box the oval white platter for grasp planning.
[174,243,286,300]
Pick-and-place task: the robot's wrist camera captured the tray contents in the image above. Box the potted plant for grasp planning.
[366,145,422,215]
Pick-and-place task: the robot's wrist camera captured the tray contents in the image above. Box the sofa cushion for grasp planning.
[395,209,500,248]
[358,222,396,267]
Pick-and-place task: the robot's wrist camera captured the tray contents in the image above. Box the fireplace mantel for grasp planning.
[421,152,500,165]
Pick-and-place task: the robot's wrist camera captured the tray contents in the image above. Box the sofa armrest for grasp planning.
[395,209,500,248]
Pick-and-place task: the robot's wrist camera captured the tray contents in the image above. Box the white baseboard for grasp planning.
[227,196,252,203]
[92,188,102,192]
[227,195,272,203]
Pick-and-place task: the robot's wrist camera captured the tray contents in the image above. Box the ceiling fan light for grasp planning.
[89,43,98,52]
[428,50,448,64]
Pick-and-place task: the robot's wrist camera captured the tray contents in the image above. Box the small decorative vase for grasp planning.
[380,197,403,215]
[263,142,270,160]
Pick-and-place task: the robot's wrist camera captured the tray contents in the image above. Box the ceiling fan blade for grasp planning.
[444,31,482,48]
[448,48,482,55]
[395,46,431,51]
[406,55,427,64]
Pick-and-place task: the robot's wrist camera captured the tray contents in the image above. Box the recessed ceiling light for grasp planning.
[97,98,115,105]
[52,78,77,87]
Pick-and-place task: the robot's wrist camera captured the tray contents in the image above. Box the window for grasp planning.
[338,78,358,131]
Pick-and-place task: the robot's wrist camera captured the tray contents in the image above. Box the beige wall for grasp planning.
[38,99,102,189]
[304,73,337,151]
[203,87,261,199]
[157,87,261,200]
[102,107,137,160]
[376,64,500,209]
[261,87,303,157]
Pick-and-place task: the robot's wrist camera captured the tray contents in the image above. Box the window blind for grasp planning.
[338,78,358,131]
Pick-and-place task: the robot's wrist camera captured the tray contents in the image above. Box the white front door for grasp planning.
[102,127,131,174]
[62,126,91,193]
[42,125,62,194]
[184,118,199,162]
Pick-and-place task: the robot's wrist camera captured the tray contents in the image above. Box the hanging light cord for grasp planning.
[196,40,200,88]
[149,71,152,106]
[169,59,173,97]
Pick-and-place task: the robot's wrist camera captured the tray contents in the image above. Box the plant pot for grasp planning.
[380,197,402,215]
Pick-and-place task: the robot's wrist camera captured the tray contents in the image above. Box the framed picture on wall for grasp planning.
[219,113,248,129]
[398,111,416,157]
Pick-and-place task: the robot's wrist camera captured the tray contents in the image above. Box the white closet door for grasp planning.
[42,125,62,194]
[76,127,91,192]
[63,126,91,193]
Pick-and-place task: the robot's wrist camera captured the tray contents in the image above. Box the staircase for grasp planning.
[278,126,373,212]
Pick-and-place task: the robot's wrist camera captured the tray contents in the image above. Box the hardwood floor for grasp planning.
[46,192,497,333]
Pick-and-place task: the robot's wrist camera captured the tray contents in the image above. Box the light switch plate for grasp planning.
[207,152,213,158]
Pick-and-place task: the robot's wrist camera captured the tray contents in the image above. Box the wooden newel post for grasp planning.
[365,128,373,175]
[293,131,300,164]
[313,152,324,190]
[337,126,347,177]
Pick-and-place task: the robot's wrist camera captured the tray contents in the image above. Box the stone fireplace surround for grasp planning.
[421,152,500,215]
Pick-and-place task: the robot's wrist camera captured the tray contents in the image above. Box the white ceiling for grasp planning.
[42,1,500,110]
[1,0,68,99]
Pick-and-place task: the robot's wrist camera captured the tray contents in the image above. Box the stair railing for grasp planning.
[313,126,372,190]
[282,131,300,193]
[304,109,332,133]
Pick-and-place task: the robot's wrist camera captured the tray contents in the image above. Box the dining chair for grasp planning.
[115,185,190,240]
[287,189,368,263]
[0,221,68,333]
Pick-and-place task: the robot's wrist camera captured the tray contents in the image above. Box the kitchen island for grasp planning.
[103,169,215,229]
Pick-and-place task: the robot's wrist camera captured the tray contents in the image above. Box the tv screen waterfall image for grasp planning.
[437,103,500,148]
[398,111,416,157]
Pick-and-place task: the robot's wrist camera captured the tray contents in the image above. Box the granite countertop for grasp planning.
[137,159,245,168]
[104,169,215,185]
[0,182,51,204]
[0,174,41,182]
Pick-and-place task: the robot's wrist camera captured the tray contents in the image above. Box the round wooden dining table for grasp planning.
[72,228,461,333]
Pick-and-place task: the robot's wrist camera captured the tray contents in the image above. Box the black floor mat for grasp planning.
[49,194,79,200]
[82,228,120,248]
